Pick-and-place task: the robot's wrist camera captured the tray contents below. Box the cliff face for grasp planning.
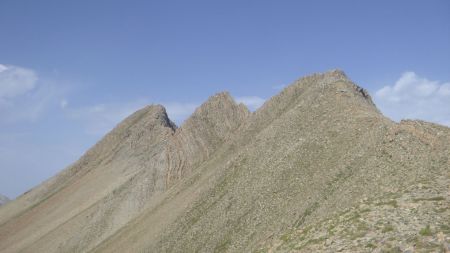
[0,70,449,253]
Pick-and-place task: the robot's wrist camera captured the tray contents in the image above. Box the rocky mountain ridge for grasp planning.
[0,70,448,253]
[0,89,249,253]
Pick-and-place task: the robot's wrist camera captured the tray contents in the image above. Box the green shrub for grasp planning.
[419,225,432,236]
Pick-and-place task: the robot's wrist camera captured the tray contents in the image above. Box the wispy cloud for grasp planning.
[235,96,265,111]
[374,72,450,126]
[60,99,68,109]
[0,64,37,99]
[0,64,66,124]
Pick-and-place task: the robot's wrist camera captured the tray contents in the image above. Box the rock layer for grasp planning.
[166,91,250,185]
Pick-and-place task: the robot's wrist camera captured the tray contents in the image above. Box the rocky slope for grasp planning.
[0,93,249,253]
[0,70,448,253]
[258,172,450,252]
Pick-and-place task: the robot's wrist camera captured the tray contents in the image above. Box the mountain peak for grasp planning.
[208,91,233,100]
[183,91,249,127]
[122,104,176,130]
[293,69,376,109]
[165,91,250,185]
[324,68,348,79]
[291,69,350,87]
[250,70,378,127]
[193,91,236,112]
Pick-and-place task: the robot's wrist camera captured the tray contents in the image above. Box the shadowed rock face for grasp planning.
[1,70,449,253]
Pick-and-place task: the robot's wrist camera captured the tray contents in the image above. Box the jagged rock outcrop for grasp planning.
[166,91,250,185]
[1,70,449,253]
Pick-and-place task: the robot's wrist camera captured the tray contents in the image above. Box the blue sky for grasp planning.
[1,0,449,198]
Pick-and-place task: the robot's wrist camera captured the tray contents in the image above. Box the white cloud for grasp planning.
[60,99,68,108]
[0,64,67,124]
[0,64,38,99]
[0,64,7,72]
[235,96,265,111]
[374,72,450,126]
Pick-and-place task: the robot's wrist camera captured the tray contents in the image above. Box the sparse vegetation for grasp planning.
[348,223,369,239]
[381,245,402,253]
[382,224,395,233]
[366,242,376,249]
[440,224,450,233]
[419,225,432,236]
[413,196,445,202]
[214,237,232,253]
[280,233,291,242]
[376,199,398,208]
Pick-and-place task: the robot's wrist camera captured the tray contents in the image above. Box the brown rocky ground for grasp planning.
[257,173,450,253]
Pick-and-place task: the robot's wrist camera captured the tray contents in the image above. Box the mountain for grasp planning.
[0,70,448,253]
[0,195,9,206]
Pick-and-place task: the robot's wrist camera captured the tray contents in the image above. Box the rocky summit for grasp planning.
[0,70,448,253]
